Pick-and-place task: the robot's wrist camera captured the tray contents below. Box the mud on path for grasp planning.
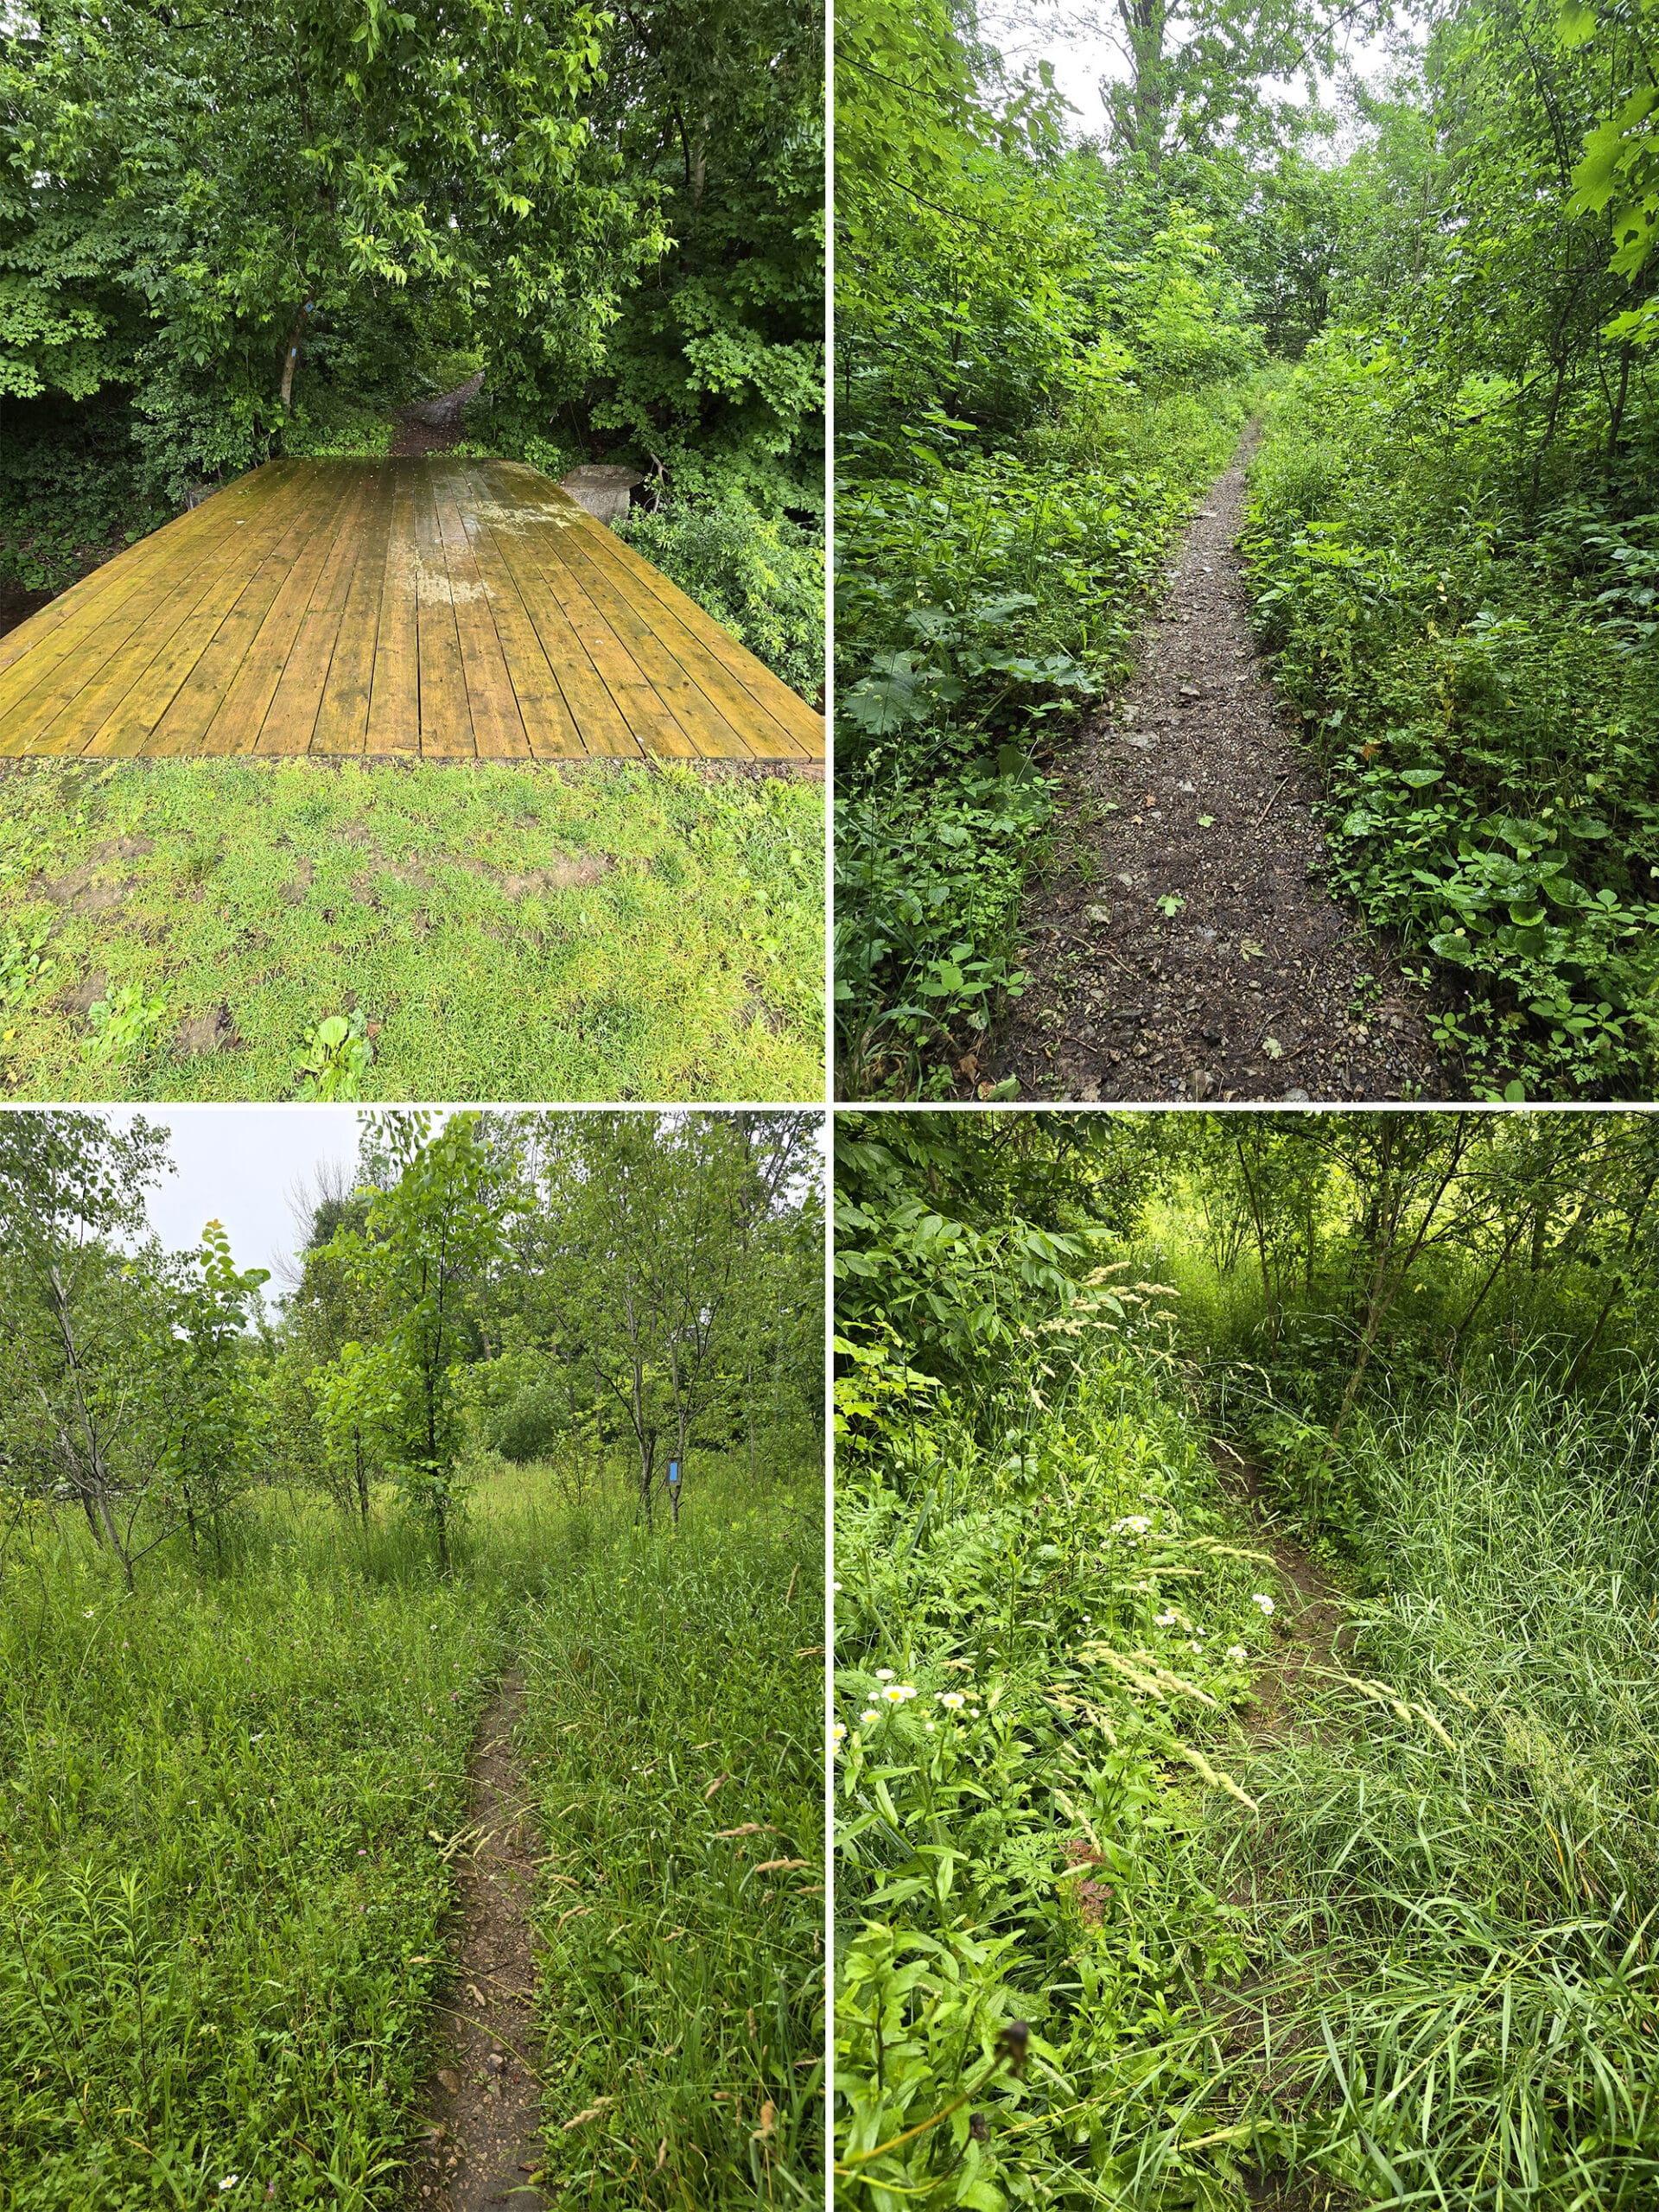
[409,1672,550,2211]
[990,423,1451,1104]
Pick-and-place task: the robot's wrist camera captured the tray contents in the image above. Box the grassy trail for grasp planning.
[2,1471,822,2211]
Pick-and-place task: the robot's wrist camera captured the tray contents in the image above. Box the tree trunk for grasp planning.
[279,302,312,412]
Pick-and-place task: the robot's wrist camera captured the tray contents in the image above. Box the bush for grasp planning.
[491,1385,565,1465]
[1243,335,1659,1096]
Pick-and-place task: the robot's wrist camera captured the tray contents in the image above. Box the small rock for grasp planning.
[1188,1069,1217,1099]
[1085,904,1111,925]
[1078,1081,1102,1102]
[1179,684,1200,698]
[436,2069,461,2097]
[1283,1086,1310,1103]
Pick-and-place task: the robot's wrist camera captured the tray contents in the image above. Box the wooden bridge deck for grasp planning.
[0,458,823,762]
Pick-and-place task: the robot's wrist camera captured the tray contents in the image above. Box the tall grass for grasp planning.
[1211,1376,1659,2208]
[2,1458,823,2211]
[518,1487,824,2207]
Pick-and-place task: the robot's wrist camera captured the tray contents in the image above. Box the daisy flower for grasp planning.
[936,1690,966,1711]
[1227,1645,1247,1663]
[874,1668,896,1681]
[881,1683,918,1704]
[1155,1611,1178,1627]
[1251,1593,1275,1616]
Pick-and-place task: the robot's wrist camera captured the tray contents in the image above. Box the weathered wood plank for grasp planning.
[365,474,422,755]
[429,466,530,760]
[0,457,825,763]
[411,467,475,757]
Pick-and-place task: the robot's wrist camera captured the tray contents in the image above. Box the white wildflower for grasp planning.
[937,1690,966,1711]
[1251,1593,1275,1616]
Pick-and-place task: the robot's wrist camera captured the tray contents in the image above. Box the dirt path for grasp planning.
[409,1674,549,2211]
[390,372,486,458]
[1211,1442,1351,1734]
[991,423,1450,1103]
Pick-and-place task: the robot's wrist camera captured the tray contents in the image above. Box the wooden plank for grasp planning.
[532,556,699,760]
[410,467,475,758]
[0,468,308,740]
[556,537,761,760]
[0,463,300,683]
[145,474,358,755]
[572,518,824,753]
[462,473,642,759]
[0,467,318,755]
[365,473,422,755]
[453,501,588,758]
[189,464,363,752]
[255,467,378,753]
[311,467,394,753]
[481,460,823,753]
[565,524,814,758]
[429,466,531,759]
[65,471,331,757]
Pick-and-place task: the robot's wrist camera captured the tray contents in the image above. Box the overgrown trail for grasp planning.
[411,1673,549,2211]
[1212,1444,1350,1737]
[991,425,1448,1103]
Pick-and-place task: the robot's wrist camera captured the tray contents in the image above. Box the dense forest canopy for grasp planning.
[834,1107,1659,2204]
[0,1105,824,1585]
[0,0,823,686]
[835,0,1659,1098]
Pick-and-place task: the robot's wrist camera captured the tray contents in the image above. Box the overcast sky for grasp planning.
[118,1108,363,1287]
[977,1,1406,149]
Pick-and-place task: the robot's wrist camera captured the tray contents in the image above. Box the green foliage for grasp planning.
[617,498,824,696]
[832,0,1268,1096]
[490,1382,566,1465]
[1243,340,1659,1095]
[835,1107,1659,2208]
[296,1009,375,1103]
[518,1493,823,2203]
[0,1515,495,2211]
[0,760,825,1103]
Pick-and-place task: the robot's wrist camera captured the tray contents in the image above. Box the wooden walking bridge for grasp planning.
[0,457,824,763]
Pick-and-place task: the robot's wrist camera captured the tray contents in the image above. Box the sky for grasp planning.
[118,1107,362,1289]
[977,0,1406,149]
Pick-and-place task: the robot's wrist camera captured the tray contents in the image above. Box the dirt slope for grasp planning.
[991,424,1452,1103]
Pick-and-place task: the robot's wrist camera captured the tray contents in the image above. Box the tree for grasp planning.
[0,1112,172,1589]
[354,1113,503,1569]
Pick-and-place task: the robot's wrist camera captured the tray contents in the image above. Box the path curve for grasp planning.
[991,423,1450,1103]
[410,1672,549,2211]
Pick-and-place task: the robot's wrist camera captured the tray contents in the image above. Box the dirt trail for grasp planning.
[990,423,1450,1104]
[409,1674,549,2211]
[1211,1441,1351,1737]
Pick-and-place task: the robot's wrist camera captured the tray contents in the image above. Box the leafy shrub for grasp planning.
[491,1384,564,1465]
[616,498,824,698]
[1243,336,1659,1096]
[835,387,1252,1094]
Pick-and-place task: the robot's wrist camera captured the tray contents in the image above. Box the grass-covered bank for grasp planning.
[1243,349,1659,1100]
[0,760,824,1102]
[1,1468,823,2212]
[833,1109,1659,2207]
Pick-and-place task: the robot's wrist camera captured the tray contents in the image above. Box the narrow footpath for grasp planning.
[992,425,1449,1103]
[410,1674,549,2211]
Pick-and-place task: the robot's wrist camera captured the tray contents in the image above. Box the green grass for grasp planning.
[0,760,824,1101]
[836,1249,1659,2207]
[1,1460,823,2211]
[518,1496,825,2207]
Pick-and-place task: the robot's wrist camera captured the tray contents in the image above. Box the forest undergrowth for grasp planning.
[833,1109,1659,2208]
